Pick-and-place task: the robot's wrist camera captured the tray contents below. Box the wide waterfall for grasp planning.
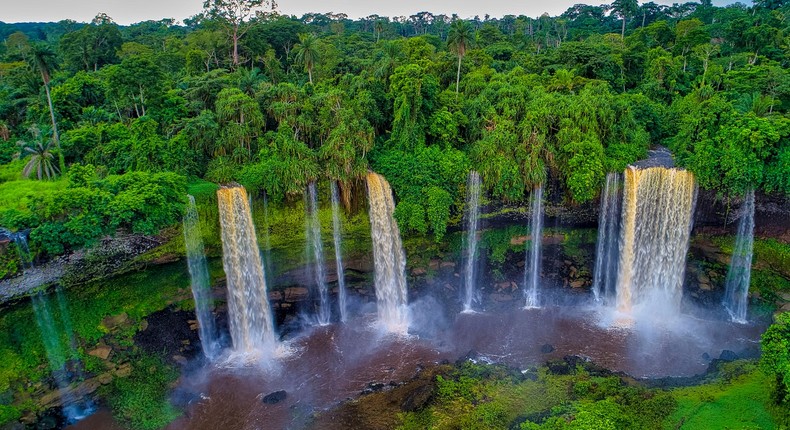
[524,185,544,309]
[183,195,219,359]
[462,171,482,312]
[330,182,348,322]
[615,166,697,316]
[305,182,330,325]
[723,189,755,323]
[592,173,621,304]
[366,172,409,333]
[217,185,276,354]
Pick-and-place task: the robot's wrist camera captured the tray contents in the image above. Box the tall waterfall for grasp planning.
[615,167,697,316]
[524,185,544,309]
[305,182,330,325]
[723,189,755,323]
[330,182,348,322]
[592,173,621,304]
[217,185,276,353]
[462,171,481,312]
[183,195,219,359]
[366,172,409,333]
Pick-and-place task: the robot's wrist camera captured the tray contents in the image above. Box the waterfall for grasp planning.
[462,171,481,312]
[330,182,348,322]
[183,195,219,359]
[305,182,330,325]
[723,189,755,323]
[615,166,697,316]
[366,172,409,333]
[524,185,544,309]
[217,185,276,353]
[592,173,622,304]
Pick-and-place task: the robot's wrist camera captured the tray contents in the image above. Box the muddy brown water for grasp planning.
[68,306,763,430]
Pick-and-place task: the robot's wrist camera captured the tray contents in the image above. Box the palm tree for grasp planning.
[293,33,320,85]
[18,126,59,180]
[374,20,385,42]
[447,20,474,96]
[27,43,65,174]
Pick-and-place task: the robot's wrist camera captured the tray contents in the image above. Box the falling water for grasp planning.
[330,182,348,322]
[183,195,219,359]
[723,189,755,323]
[217,185,276,354]
[524,185,544,309]
[15,236,91,421]
[615,166,697,317]
[462,171,481,312]
[366,172,409,333]
[592,173,622,304]
[305,182,330,325]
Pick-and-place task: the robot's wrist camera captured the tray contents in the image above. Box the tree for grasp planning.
[18,126,59,180]
[612,0,639,39]
[27,43,66,174]
[447,19,474,96]
[202,0,276,67]
[292,33,320,84]
[761,312,790,406]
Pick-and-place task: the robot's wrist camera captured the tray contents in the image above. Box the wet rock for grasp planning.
[88,344,112,360]
[140,319,149,331]
[284,287,309,301]
[101,313,129,330]
[172,355,188,365]
[490,293,513,302]
[361,382,387,394]
[719,350,739,361]
[428,260,440,270]
[262,390,287,405]
[540,344,555,354]
[510,236,527,246]
[268,291,283,301]
[411,268,427,276]
[702,352,711,362]
[114,363,132,377]
[569,280,585,288]
[439,261,456,269]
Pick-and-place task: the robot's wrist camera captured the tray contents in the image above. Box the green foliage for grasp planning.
[106,355,180,430]
[761,313,790,406]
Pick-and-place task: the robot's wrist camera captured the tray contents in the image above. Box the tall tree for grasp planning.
[293,33,320,84]
[612,0,639,39]
[28,43,66,173]
[447,19,474,96]
[202,0,276,67]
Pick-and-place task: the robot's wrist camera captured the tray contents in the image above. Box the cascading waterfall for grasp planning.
[723,189,755,323]
[305,182,330,325]
[15,236,91,421]
[330,182,348,322]
[366,172,409,333]
[462,171,481,312]
[592,173,622,304]
[217,185,276,353]
[524,185,544,309]
[615,166,697,316]
[183,195,219,359]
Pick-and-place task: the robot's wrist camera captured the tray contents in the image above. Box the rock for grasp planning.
[697,272,711,285]
[702,352,711,362]
[401,383,435,412]
[443,283,455,291]
[268,291,283,301]
[411,268,427,276]
[262,390,287,405]
[188,320,199,331]
[719,350,739,361]
[428,260,440,270]
[699,282,712,291]
[569,280,585,288]
[439,261,456,269]
[510,236,527,246]
[102,313,129,330]
[490,293,513,302]
[98,372,113,385]
[284,287,309,301]
[140,319,149,331]
[540,344,555,354]
[172,355,188,365]
[114,363,132,378]
[88,344,112,360]
[362,382,387,394]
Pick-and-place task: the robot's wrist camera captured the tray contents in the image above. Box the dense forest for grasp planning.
[1,0,789,268]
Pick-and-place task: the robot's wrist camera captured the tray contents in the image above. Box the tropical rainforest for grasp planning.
[1,0,790,429]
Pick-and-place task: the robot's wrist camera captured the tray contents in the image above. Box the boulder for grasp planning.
[88,345,112,360]
[540,344,555,354]
[719,350,739,361]
[262,390,287,405]
[411,268,427,276]
[401,383,435,412]
[569,280,585,288]
[101,313,129,330]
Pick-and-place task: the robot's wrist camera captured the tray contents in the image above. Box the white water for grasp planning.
[305,182,330,325]
[723,189,755,323]
[330,182,348,322]
[462,171,481,312]
[592,173,621,304]
[183,195,219,359]
[217,186,277,354]
[366,172,409,333]
[524,185,543,309]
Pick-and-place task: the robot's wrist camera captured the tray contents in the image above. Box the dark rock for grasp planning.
[401,383,435,412]
[701,352,711,361]
[540,344,555,354]
[262,390,287,405]
[719,350,739,361]
[361,382,386,395]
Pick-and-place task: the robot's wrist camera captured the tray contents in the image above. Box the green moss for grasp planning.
[104,355,180,430]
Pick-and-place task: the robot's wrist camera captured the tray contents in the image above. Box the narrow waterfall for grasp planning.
[524,185,544,309]
[217,185,276,353]
[366,172,409,333]
[615,166,697,316]
[462,171,481,312]
[330,182,348,322]
[305,182,330,325]
[183,195,219,359]
[592,173,621,304]
[723,189,755,323]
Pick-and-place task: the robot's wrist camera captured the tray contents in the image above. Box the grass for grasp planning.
[0,176,67,213]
